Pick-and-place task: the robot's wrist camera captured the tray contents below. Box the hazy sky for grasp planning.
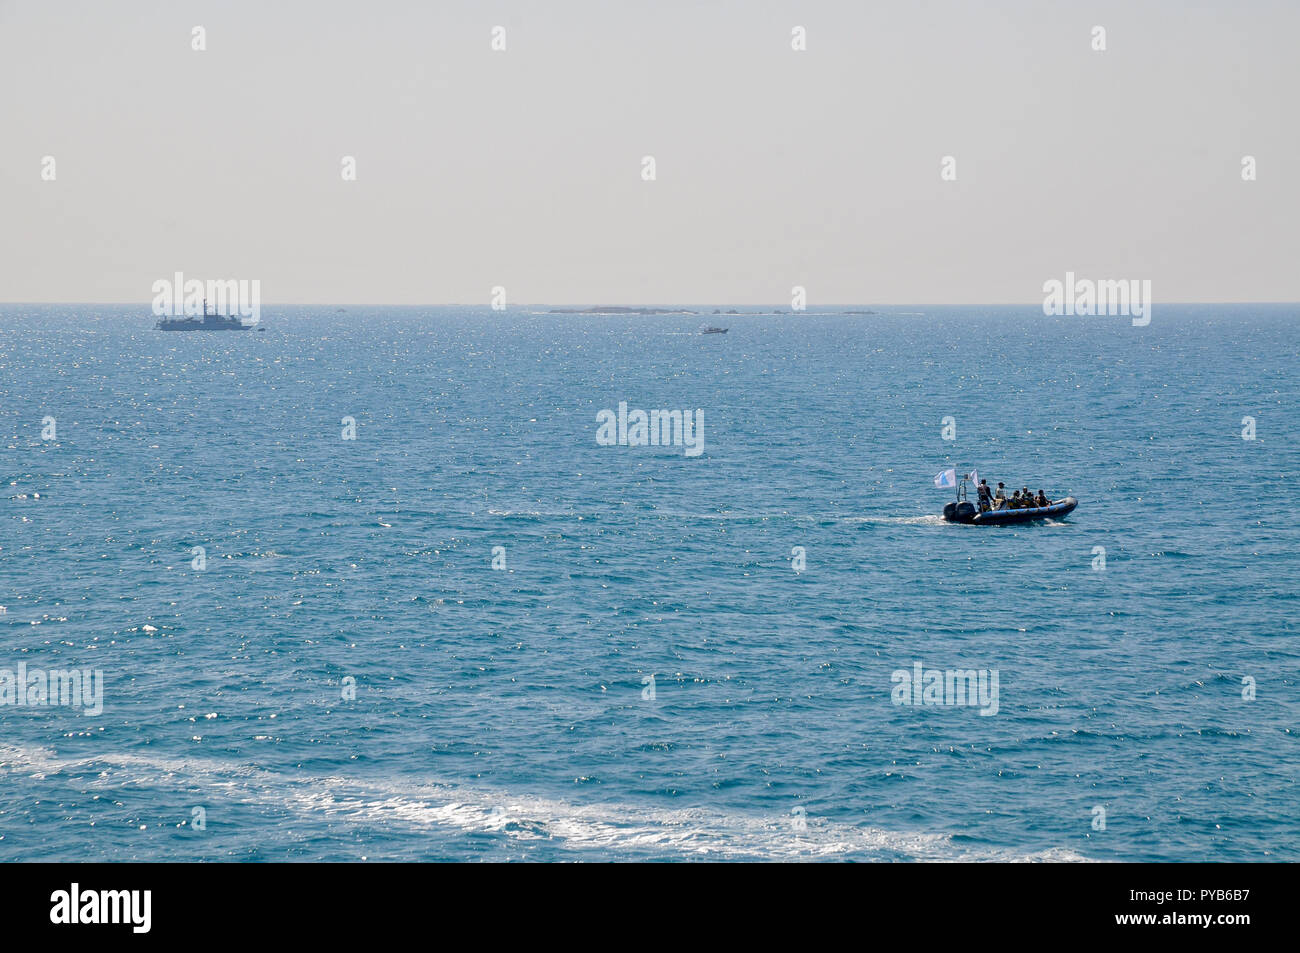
[2,0,1297,304]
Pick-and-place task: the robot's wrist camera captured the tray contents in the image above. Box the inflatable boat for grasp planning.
[943,497,1078,525]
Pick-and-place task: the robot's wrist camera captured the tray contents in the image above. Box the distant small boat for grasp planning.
[700,326,728,334]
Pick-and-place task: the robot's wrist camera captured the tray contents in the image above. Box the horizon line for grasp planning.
[2,300,1299,308]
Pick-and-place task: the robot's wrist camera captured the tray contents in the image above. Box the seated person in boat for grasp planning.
[1020,487,1032,506]
[994,483,1007,509]
[1009,490,1022,508]
[1035,490,1049,507]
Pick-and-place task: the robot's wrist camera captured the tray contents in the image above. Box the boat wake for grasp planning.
[841,514,948,526]
[0,744,1089,862]
[482,508,948,527]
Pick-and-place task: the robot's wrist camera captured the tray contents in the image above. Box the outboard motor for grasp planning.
[941,474,980,522]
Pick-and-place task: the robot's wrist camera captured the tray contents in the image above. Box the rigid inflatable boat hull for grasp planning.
[944,497,1078,525]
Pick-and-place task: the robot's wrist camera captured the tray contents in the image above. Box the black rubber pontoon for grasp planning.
[943,497,1078,525]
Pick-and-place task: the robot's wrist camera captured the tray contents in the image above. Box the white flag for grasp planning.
[969,469,979,488]
[934,468,956,489]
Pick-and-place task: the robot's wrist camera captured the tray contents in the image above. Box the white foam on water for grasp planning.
[841,514,947,526]
[0,743,1091,862]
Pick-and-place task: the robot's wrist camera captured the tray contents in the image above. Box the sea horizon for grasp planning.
[5,300,1300,308]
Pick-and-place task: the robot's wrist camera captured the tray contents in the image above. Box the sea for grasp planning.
[1,303,1296,862]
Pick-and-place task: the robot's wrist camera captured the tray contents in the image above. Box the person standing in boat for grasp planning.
[994,483,1007,509]
[977,479,992,513]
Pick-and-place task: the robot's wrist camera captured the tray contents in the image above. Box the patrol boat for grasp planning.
[156,299,253,330]
[940,474,1078,525]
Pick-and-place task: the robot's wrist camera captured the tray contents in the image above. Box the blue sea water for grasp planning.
[1,303,1297,862]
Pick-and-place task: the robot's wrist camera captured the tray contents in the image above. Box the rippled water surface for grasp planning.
[1,304,1296,861]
